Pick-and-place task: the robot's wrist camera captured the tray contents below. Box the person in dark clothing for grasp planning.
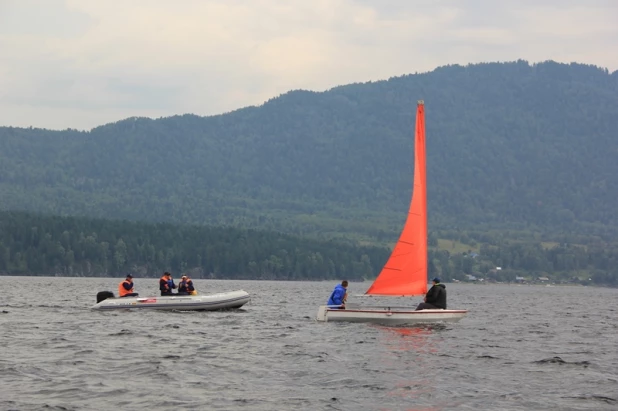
[415,277,447,310]
[177,275,196,295]
[159,272,177,296]
[185,277,196,295]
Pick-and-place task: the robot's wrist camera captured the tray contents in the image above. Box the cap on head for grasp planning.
[432,277,441,283]
[126,274,133,278]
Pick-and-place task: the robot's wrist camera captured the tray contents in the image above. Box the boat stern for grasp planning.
[316,305,329,322]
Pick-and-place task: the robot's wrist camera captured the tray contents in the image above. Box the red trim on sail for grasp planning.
[365,101,427,296]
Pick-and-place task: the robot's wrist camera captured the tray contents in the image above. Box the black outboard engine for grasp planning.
[96,291,115,303]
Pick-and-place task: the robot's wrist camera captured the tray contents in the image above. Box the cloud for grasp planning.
[0,0,616,130]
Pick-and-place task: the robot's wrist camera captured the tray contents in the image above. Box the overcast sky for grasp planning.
[1,0,616,130]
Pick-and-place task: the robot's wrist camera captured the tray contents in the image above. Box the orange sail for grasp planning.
[365,101,428,296]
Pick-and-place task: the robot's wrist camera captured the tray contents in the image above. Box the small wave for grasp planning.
[565,394,616,404]
[534,356,591,367]
[361,384,387,390]
[109,329,133,336]
[0,401,77,411]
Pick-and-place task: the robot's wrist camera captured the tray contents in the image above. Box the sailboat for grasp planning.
[316,101,468,325]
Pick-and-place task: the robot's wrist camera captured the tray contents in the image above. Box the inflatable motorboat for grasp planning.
[92,290,250,311]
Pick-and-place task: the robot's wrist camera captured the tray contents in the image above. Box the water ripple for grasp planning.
[0,278,617,410]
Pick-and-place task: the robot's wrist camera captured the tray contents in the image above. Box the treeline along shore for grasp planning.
[1,211,617,286]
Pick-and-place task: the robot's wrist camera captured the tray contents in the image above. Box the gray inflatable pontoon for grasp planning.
[92,290,250,311]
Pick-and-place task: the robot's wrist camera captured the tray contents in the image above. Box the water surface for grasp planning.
[0,278,616,410]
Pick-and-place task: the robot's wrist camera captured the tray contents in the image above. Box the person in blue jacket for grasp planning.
[327,280,348,309]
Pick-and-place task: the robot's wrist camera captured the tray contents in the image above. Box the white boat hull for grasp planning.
[92,290,250,311]
[316,305,467,325]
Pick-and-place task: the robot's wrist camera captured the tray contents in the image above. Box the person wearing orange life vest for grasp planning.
[178,275,197,295]
[159,272,177,296]
[118,274,139,297]
[186,277,197,295]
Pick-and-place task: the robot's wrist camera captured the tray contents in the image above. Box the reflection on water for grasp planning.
[375,325,440,353]
[372,325,454,411]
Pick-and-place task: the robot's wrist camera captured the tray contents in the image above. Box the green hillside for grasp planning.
[1,60,617,242]
[2,210,616,286]
[0,210,388,280]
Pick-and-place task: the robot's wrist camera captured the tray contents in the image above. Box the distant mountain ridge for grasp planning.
[1,60,617,241]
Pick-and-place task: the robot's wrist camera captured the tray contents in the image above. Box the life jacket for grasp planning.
[179,279,197,295]
[187,280,197,295]
[118,280,134,297]
[160,275,170,291]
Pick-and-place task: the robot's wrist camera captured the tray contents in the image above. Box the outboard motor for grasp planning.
[96,291,115,303]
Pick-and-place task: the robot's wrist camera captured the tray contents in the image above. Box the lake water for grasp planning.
[0,277,616,411]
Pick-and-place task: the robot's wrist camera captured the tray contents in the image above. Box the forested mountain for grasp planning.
[1,60,617,242]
